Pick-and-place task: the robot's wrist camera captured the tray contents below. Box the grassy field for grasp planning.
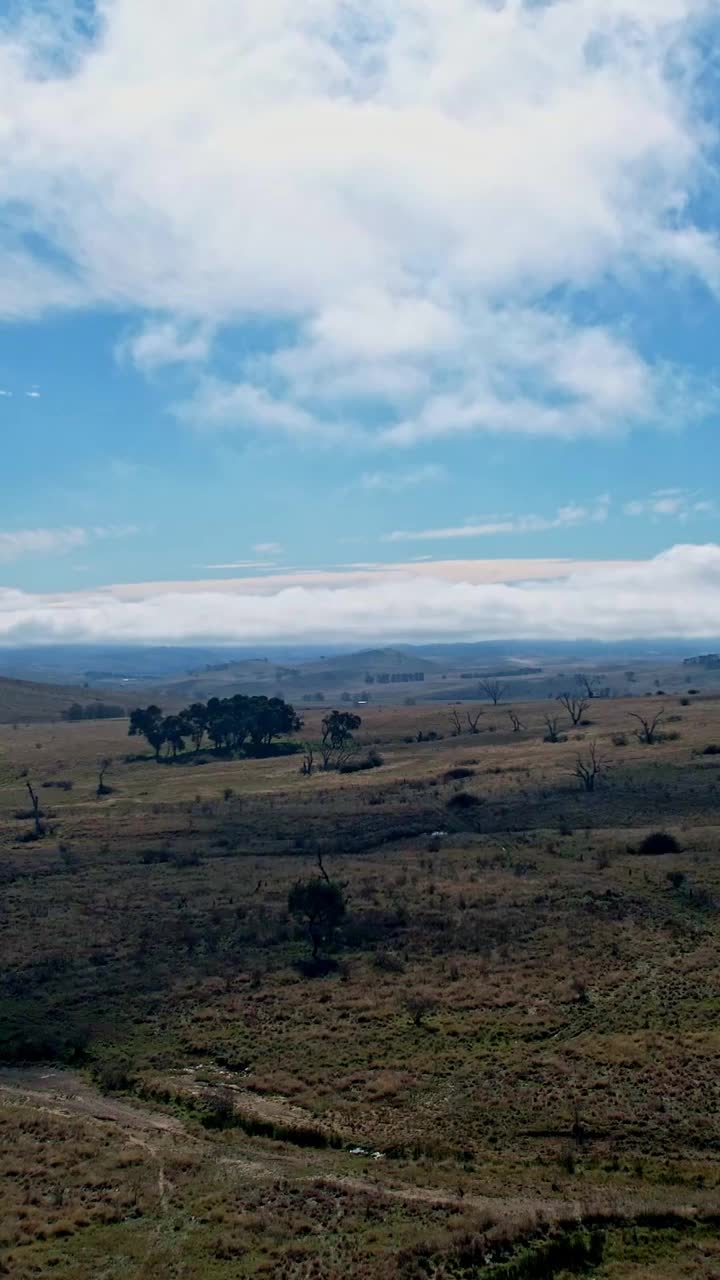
[2,693,720,1277]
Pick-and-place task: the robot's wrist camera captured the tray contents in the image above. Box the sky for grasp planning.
[1,0,720,644]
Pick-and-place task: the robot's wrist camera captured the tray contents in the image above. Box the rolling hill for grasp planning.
[0,677,130,725]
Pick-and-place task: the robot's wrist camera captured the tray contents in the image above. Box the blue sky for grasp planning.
[1,0,720,643]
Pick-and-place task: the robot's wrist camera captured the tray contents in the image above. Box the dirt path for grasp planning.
[0,1067,185,1134]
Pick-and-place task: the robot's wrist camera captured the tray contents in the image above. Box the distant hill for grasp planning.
[300,648,440,678]
[0,677,131,724]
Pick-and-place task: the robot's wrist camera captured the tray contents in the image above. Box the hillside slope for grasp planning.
[0,677,129,725]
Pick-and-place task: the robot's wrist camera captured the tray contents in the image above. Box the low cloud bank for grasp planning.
[1,545,719,645]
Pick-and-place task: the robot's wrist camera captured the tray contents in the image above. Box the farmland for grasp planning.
[2,691,720,1277]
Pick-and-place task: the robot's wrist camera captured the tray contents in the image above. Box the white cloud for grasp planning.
[118,320,212,371]
[624,489,715,519]
[0,528,89,562]
[0,524,139,564]
[359,464,446,493]
[253,542,283,555]
[25,390,40,398]
[0,1,717,443]
[385,497,610,542]
[0,390,12,397]
[2,545,720,643]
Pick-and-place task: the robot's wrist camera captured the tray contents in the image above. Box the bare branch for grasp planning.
[508,710,525,732]
[557,693,589,727]
[479,678,505,705]
[466,708,483,734]
[629,707,666,744]
[573,741,603,792]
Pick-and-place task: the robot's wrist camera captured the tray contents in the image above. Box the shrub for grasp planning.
[446,791,482,810]
[702,744,720,755]
[339,750,384,774]
[42,779,74,791]
[443,766,475,782]
[611,733,628,747]
[372,951,405,973]
[667,870,686,890]
[638,831,681,856]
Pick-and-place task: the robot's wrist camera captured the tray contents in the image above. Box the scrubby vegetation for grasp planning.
[2,692,720,1276]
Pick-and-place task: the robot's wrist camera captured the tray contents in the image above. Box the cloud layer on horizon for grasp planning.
[1,545,719,645]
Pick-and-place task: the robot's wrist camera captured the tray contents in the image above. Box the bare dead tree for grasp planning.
[508,710,525,732]
[301,743,315,775]
[543,715,561,743]
[450,709,464,736]
[479,678,506,705]
[630,707,666,744]
[316,850,331,884]
[97,757,113,796]
[557,693,589,727]
[576,674,602,699]
[466,708,483,734]
[573,741,603,792]
[25,779,43,837]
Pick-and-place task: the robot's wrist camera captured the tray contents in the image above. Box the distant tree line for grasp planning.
[128,694,302,760]
[62,701,127,722]
[365,671,425,684]
[684,654,720,669]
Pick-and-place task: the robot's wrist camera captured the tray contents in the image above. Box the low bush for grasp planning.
[702,744,720,755]
[638,831,681,856]
[446,791,483,810]
[339,750,384,774]
[443,766,476,782]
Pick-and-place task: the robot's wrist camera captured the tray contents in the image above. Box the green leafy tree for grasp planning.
[321,710,362,748]
[162,714,191,758]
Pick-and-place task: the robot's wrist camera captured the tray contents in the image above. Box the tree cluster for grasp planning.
[129,694,302,760]
[62,701,126,721]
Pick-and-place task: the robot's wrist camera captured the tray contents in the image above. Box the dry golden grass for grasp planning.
[2,692,720,1275]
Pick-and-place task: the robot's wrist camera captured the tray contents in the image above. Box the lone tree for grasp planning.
[321,710,361,748]
[466,708,483,734]
[508,710,525,732]
[558,693,589,727]
[479,678,505,705]
[573,742,603,792]
[576,674,602,699]
[96,757,112,796]
[543,715,562,743]
[288,877,346,959]
[25,779,44,838]
[630,707,666,744]
[450,709,463,736]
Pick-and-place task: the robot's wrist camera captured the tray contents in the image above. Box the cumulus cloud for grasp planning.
[385,498,610,542]
[0,524,140,563]
[0,1,718,443]
[1,545,719,643]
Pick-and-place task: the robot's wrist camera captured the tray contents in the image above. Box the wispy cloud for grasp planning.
[25,390,40,398]
[624,489,715,520]
[253,542,283,555]
[118,321,212,371]
[359,465,446,494]
[0,524,140,564]
[384,498,610,543]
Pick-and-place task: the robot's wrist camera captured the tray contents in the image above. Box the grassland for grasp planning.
[2,692,720,1277]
